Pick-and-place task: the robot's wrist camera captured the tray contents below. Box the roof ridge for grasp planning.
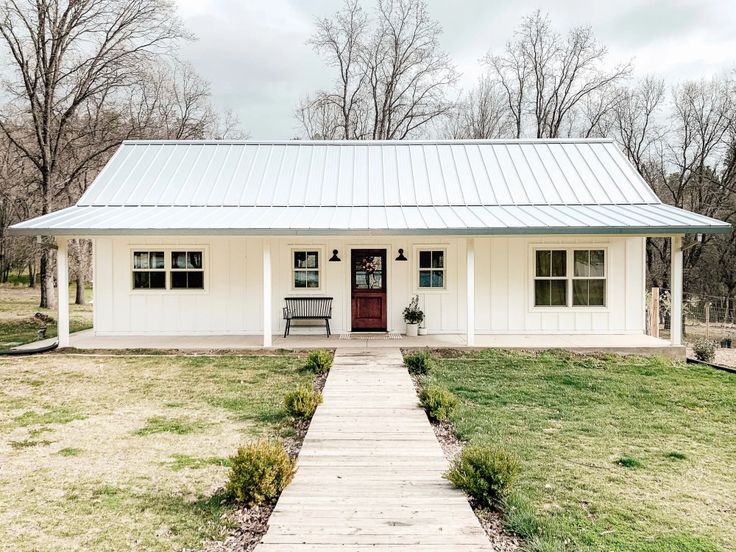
[120,138,616,146]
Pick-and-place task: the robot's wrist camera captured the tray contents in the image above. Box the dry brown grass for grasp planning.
[0,352,311,551]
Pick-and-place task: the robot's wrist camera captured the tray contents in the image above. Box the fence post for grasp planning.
[649,287,660,338]
[705,302,710,340]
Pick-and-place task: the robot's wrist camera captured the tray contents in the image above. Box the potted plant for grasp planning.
[403,295,424,337]
[418,320,428,336]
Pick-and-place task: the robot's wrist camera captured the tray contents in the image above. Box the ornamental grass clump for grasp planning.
[693,338,716,362]
[226,441,296,506]
[284,384,323,419]
[404,350,431,375]
[445,444,520,509]
[419,385,458,422]
[304,350,333,374]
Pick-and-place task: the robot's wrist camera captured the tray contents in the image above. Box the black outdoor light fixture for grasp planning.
[395,248,408,261]
[329,249,341,262]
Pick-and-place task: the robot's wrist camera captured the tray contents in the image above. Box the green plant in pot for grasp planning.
[403,295,424,337]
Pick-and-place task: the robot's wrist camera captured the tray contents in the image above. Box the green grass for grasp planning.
[423,349,736,552]
[163,454,231,471]
[14,407,87,427]
[134,416,205,436]
[57,447,82,457]
[0,284,93,350]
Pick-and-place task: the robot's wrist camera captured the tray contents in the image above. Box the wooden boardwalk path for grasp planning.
[255,348,492,552]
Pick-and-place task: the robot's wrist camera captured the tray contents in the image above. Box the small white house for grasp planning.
[11,139,730,351]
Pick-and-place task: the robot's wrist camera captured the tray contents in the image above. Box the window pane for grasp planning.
[536,250,550,277]
[574,250,590,277]
[588,279,605,305]
[419,251,432,268]
[294,271,306,288]
[171,272,187,288]
[419,270,432,288]
[294,251,306,269]
[151,252,165,269]
[133,252,149,269]
[535,280,550,306]
[590,250,605,277]
[187,252,203,269]
[172,252,187,269]
[149,271,166,289]
[572,279,589,306]
[550,279,567,305]
[306,252,319,269]
[551,251,567,277]
[432,251,444,268]
[431,270,444,288]
[133,272,150,289]
[306,270,319,288]
[187,271,204,289]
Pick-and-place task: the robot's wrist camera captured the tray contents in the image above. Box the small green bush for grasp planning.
[445,445,520,508]
[305,350,333,374]
[693,338,716,362]
[419,385,458,422]
[284,384,323,419]
[404,350,431,375]
[226,441,296,505]
[614,456,642,469]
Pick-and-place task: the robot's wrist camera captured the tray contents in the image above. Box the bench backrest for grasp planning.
[284,297,333,318]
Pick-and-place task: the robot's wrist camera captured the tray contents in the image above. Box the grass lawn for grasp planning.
[0,352,313,551]
[0,284,93,350]
[425,349,736,552]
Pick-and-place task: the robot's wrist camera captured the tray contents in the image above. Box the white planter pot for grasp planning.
[418,327,428,336]
[405,323,419,337]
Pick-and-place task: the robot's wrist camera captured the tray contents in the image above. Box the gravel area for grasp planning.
[686,344,736,367]
[412,375,521,552]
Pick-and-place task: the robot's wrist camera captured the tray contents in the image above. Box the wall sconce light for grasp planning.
[329,249,341,262]
[395,248,407,261]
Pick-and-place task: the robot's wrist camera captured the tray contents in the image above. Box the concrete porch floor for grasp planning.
[16,329,684,357]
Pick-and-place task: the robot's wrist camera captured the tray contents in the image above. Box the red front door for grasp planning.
[351,249,387,331]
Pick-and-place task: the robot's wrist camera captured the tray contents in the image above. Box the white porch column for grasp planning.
[263,239,272,348]
[466,238,475,346]
[670,235,683,346]
[57,238,70,347]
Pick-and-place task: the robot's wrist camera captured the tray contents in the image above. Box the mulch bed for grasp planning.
[203,369,329,552]
[411,375,521,552]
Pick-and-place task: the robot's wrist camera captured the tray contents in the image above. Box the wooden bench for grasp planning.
[283,297,333,337]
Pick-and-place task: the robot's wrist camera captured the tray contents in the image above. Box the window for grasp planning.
[572,249,605,306]
[132,251,166,289]
[418,250,445,288]
[293,251,320,288]
[170,251,204,289]
[534,250,567,306]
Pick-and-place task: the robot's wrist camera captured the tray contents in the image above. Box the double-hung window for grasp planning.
[170,251,204,289]
[132,251,166,289]
[418,250,445,288]
[293,250,320,288]
[533,248,606,307]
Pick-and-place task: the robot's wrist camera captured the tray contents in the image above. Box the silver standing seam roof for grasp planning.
[10,139,731,236]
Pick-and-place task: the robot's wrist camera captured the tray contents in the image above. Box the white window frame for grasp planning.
[291,248,323,292]
[131,250,166,290]
[532,247,568,308]
[129,246,208,294]
[169,250,206,290]
[529,245,608,311]
[416,248,447,290]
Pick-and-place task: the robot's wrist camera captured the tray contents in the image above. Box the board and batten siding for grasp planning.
[92,235,645,336]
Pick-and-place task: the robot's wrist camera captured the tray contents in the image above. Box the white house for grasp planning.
[11,139,731,352]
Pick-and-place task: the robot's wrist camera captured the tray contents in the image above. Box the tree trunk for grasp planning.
[75,274,86,305]
[28,261,36,288]
[39,249,56,309]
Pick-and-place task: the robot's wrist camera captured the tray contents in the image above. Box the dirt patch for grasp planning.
[410,375,520,551]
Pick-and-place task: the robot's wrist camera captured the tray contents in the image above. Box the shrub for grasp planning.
[304,350,333,374]
[419,385,458,422]
[445,445,520,508]
[226,441,296,505]
[693,338,716,362]
[404,350,431,375]
[284,384,323,419]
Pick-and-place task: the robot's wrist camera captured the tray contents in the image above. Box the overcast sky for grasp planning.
[174,0,736,139]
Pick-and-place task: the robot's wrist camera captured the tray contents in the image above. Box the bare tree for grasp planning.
[298,0,457,140]
[486,11,631,138]
[443,76,512,139]
[0,0,187,308]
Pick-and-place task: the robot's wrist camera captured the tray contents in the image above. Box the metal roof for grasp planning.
[10,139,731,236]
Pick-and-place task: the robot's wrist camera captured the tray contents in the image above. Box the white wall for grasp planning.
[93,234,645,336]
